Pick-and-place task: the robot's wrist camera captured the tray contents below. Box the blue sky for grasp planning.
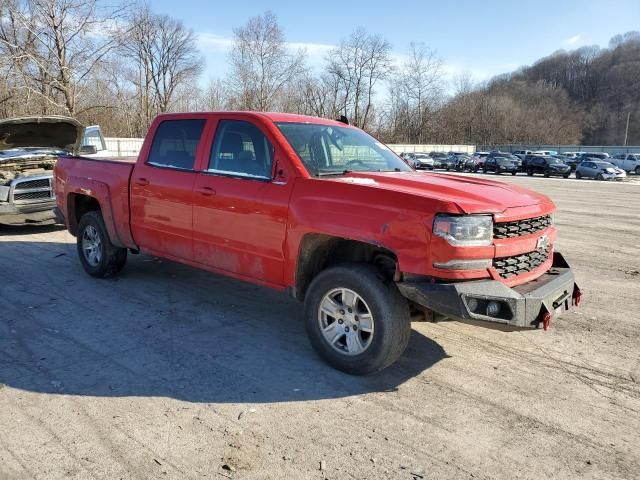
[149,0,640,84]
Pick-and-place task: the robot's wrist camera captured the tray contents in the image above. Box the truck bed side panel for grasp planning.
[55,156,137,248]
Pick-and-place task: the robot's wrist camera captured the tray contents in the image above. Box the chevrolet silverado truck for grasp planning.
[0,116,88,224]
[54,112,581,374]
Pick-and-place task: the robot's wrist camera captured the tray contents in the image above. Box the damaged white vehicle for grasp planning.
[0,116,92,225]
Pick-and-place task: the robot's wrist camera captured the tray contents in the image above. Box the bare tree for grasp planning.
[0,0,123,116]
[228,11,306,111]
[326,28,393,129]
[122,6,203,129]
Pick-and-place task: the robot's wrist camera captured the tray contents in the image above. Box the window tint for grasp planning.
[147,119,205,170]
[209,120,273,179]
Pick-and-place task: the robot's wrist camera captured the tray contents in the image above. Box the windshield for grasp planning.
[276,122,412,175]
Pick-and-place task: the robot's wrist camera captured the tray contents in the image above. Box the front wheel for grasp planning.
[597,173,604,181]
[511,171,517,176]
[576,171,582,179]
[304,264,411,375]
[77,211,127,278]
[635,166,640,175]
[527,169,534,176]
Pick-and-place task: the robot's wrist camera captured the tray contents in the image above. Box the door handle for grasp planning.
[134,177,149,186]
[197,186,216,197]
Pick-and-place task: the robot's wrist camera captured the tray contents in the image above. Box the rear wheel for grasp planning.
[576,171,582,179]
[304,264,411,375]
[77,211,127,278]
[635,166,640,175]
[563,173,570,178]
[511,171,517,176]
[527,169,534,176]
[544,171,550,178]
[596,173,604,181]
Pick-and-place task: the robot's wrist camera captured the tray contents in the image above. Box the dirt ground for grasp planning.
[1,174,639,480]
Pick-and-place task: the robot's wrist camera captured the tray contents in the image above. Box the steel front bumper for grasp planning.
[397,252,580,330]
[0,200,57,224]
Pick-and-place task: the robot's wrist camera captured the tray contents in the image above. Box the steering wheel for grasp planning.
[345,159,367,169]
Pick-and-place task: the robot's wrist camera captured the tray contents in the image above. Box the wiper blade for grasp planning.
[316,169,353,177]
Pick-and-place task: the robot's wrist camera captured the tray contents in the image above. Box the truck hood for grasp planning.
[0,116,84,155]
[327,171,548,213]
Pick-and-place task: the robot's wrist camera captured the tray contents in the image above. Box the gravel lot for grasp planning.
[1,174,639,480]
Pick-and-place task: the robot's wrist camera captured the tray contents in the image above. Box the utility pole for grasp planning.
[624,111,630,146]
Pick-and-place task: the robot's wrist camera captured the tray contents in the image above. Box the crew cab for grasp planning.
[55,112,581,375]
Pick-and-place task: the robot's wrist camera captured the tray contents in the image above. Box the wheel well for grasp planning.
[67,193,101,235]
[295,234,398,300]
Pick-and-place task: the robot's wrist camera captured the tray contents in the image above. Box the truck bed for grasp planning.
[55,155,137,248]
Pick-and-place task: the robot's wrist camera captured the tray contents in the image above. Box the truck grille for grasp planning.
[11,176,54,204]
[493,246,551,278]
[493,214,552,239]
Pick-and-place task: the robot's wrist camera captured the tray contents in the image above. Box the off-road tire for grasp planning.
[304,264,411,375]
[77,211,127,278]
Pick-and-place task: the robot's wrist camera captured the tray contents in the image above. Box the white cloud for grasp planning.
[564,34,583,45]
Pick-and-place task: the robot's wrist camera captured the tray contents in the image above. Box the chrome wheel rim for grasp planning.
[318,288,374,356]
[82,225,102,267]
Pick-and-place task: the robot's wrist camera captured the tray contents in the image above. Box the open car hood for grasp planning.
[0,116,84,154]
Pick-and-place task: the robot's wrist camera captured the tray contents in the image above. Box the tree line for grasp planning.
[1,1,638,145]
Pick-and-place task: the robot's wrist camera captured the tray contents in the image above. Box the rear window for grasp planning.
[147,119,206,170]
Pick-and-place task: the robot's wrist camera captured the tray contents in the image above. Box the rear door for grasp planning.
[130,118,207,260]
[192,117,293,286]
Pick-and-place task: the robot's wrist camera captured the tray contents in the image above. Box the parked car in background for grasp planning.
[428,152,448,169]
[487,151,522,171]
[527,156,571,178]
[561,151,587,160]
[436,154,458,170]
[578,152,610,163]
[512,150,532,160]
[610,153,640,174]
[456,155,476,172]
[408,152,435,170]
[483,156,519,175]
[575,161,626,181]
[469,151,489,171]
[533,150,559,156]
[448,153,470,171]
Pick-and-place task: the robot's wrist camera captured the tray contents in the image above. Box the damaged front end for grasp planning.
[0,155,59,224]
[0,116,83,225]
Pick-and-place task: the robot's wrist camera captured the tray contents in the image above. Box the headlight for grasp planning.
[433,214,493,246]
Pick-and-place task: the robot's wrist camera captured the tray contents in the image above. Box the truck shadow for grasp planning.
[0,223,66,236]
[0,241,448,403]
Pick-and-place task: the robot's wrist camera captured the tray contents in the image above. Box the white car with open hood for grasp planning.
[0,116,89,225]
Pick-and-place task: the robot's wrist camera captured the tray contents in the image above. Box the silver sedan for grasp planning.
[575,161,626,181]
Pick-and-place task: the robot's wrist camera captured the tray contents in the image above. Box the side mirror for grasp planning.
[80,144,98,155]
[273,158,287,184]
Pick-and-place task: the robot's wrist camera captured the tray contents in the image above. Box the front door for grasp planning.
[192,119,293,286]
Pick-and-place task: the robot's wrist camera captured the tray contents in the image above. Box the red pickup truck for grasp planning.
[54,112,581,374]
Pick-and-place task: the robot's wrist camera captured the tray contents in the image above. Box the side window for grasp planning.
[147,119,205,170]
[209,120,273,179]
